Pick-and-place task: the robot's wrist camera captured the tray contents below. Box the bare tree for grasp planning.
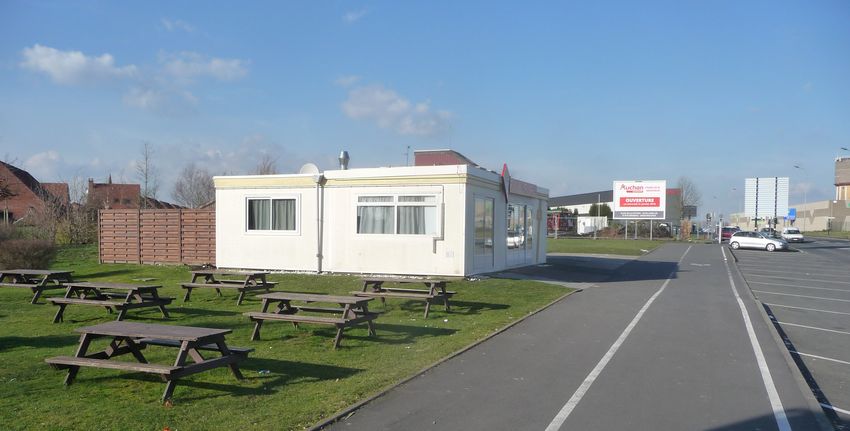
[135,142,160,208]
[255,153,278,175]
[0,176,16,223]
[678,176,702,219]
[173,163,214,208]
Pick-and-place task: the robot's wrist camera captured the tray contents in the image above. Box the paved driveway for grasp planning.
[732,237,850,428]
[324,244,827,430]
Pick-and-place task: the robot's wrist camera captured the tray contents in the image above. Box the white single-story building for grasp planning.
[214,150,548,276]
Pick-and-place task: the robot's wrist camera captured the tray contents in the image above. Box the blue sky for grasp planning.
[1,1,848,217]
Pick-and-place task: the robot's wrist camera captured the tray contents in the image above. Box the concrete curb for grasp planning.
[727,246,835,431]
[308,286,579,430]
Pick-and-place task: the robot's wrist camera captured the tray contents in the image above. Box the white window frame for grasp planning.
[244,194,301,235]
[355,193,441,236]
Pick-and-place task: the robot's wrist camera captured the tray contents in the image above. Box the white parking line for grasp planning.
[776,321,850,336]
[748,281,850,293]
[722,247,791,431]
[752,290,850,303]
[763,303,850,316]
[544,246,692,431]
[748,274,850,285]
[789,350,850,366]
[820,403,850,416]
[738,267,850,279]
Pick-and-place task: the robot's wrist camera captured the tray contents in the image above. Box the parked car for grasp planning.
[781,227,805,242]
[759,227,779,238]
[720,226,740,241]
[728,231,788,252]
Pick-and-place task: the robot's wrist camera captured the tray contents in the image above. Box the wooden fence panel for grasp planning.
[181,210,216,265]
[99,209,215,265]
[99,210,140,264]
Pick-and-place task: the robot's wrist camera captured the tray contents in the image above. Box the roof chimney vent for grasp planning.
[339,151,350,170]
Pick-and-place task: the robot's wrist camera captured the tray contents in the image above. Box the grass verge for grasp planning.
[0,245,572,430]
[803,230,850,240]
[547,238,664,255]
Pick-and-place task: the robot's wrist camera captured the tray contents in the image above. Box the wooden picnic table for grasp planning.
[353,277,455,318]
[0,269,73,304]
[245,292,377,349]
[182,270,277,305]
[48,282,173,323]
[45,321,250,403]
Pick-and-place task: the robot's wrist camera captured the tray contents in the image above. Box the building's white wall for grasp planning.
[216,185,320,271]
[323,184,467,276]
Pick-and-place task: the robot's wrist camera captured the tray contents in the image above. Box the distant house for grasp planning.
[86,177,182,210]
[0,161,69,223]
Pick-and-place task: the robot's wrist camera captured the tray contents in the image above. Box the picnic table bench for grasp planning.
[0,269,73,304]
[48,282,172,323]
[182,270,277,305]
[245,292,377,349]
[45,321,250,403]
[353,277,455,318]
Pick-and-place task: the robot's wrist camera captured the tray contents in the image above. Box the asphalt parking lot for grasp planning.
[732,237,850,429]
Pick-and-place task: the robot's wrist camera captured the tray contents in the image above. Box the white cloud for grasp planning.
[123,87,198,115]
[335,75,360,87]
[342,85,452,136]
[343,10,367,23]
[161,52,248,82]
[161,18,195,33]
[20,44,137,85]
[23,150,62,179]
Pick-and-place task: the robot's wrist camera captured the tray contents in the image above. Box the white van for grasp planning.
[781,227,804,243]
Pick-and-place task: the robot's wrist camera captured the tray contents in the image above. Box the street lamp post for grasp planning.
[794,164,808,232]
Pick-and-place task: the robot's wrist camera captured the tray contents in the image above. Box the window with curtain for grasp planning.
[357,195,437,235]
[247,198,297,231]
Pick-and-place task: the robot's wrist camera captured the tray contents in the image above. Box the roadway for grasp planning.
[324,243,829,430]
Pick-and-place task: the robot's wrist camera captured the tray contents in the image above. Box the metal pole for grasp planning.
[650,220,653,241]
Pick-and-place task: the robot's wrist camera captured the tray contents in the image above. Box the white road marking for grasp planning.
[789,350,850,366]
[738,267,850,278]
[820,403,850,416]
[752,290,850,303]
[763,303,850,316]
[722,247,791,431]
[748,274,850,285]
[747,281,850,293]
[544,246,692,431]
[776,321,850,335]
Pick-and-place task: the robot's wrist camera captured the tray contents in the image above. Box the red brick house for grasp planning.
[0,161,69,223]
[86,177,182,210]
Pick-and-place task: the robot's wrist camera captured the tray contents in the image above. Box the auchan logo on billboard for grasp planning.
[620,184,644,193]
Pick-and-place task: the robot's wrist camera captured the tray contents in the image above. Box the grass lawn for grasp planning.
[547,238,664,255]
[803,230,850,240]
[0,245,572,431]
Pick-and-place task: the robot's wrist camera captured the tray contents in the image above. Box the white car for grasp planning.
[781,227,804,243]
[729,231,788,252]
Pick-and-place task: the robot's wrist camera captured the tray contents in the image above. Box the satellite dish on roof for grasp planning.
[298,163,320,175]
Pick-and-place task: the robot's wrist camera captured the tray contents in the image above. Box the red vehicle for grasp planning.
[721,226,740,241]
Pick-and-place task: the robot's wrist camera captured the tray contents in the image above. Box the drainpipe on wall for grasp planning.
[315,173,326,273]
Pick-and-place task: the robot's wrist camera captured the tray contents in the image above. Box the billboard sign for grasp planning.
[744,177,789,220]
[613,180,667,219]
